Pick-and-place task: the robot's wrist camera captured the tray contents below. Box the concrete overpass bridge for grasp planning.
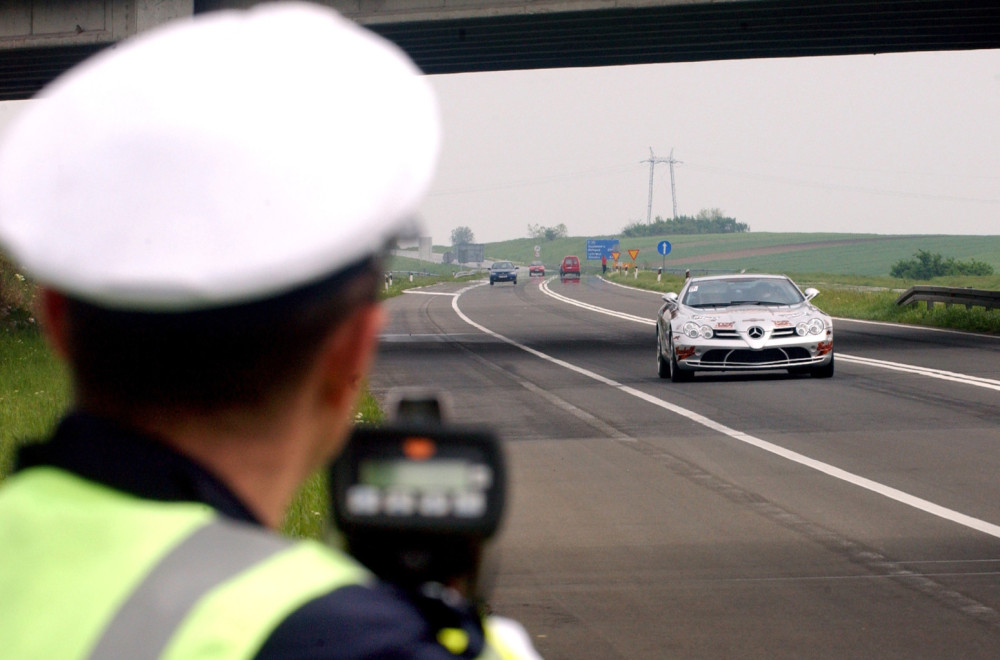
[2,1,999,100]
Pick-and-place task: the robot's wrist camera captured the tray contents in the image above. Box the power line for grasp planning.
[685,162,1000,204]
[642,147,682,222]
[426,163,636,197]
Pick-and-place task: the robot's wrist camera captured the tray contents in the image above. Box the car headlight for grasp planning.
[796,318,826,336]
[682,321,713,339]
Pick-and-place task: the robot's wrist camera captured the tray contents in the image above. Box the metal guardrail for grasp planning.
[896,285,1000,311]
[387,270,439,278]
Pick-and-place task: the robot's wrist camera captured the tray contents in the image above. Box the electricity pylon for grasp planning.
[643,147,682,223]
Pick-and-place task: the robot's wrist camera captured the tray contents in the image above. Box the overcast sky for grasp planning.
[2,48,997,247]
[420,48,1000,244]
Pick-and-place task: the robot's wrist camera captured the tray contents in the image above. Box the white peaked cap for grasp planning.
[0,2,439,311]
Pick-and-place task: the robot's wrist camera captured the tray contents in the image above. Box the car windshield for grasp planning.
[493,262,513,269]
[682,278,804,307]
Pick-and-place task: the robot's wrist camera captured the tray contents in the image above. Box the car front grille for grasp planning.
[712,327,798,340]
[700,346,812,366]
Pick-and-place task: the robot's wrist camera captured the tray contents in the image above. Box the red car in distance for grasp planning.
[529,261,546,277]
[559,255,581,280]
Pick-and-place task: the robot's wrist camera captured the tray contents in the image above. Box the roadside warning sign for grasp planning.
[627,249,639,261]
[610,251,620,262]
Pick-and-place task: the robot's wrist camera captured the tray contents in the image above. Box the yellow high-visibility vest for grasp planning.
[1,466,534,659]
[0,466,370,659]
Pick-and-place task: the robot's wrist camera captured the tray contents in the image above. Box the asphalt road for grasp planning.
[368,273,1000,659]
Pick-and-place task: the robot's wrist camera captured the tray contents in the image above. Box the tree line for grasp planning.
[526,223,568,241]
[621,208,748,237]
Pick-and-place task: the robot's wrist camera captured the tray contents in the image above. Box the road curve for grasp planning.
[369,274,1000,659]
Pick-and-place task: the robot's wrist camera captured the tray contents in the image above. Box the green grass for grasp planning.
[0,331,71,479]
[663,236,1000,276]
[281,389,385,540]
[387,254,467,277]
[379,255,483,299]
[803,284,1000,333]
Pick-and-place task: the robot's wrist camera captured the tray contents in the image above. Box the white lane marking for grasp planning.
[540,279,655,325]
[403,290,460,296]
[543,279,1000,392]
[460,346,635,442]
[380,333,498,343]
[451,289,1000,539]
[837,354,1000,390]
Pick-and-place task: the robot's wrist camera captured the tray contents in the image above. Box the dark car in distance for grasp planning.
[489,261,517,286]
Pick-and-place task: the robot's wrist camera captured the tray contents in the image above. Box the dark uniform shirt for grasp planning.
[14,413,485,659]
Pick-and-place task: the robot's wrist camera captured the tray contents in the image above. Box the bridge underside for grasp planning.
[2,0,999,100]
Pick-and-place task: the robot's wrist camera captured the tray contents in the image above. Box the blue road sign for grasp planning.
[657,240,672,256]
[586,239,620,260]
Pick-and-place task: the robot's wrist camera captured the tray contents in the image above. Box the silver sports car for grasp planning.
[656,273,834,381]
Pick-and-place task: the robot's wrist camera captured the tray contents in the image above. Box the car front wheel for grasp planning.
[669,335,693,382]
[657,331,669,379]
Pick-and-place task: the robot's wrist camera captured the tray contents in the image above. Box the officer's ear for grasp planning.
[317,302,386,409]
[36,288,72,361]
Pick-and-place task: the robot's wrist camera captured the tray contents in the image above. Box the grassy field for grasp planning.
[0,332,71,477]
[387,253,468,277]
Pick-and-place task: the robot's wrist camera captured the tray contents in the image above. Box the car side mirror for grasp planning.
[662,292,678,303]
[803,287,819,301]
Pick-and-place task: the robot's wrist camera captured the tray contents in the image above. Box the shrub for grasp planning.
[890,249,994,280]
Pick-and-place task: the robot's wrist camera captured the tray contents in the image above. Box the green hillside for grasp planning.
[468,233,1000,278]
[386,254,464,276]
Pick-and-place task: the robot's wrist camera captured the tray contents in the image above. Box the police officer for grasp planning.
[0,3,539,659]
